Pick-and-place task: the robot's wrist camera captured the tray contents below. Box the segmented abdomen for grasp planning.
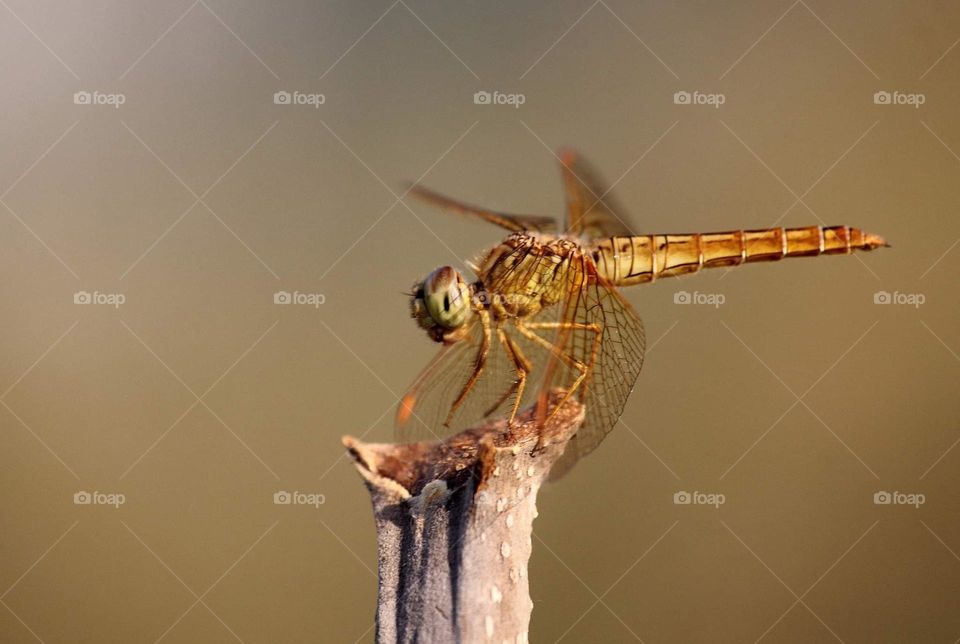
[592,225,887,286]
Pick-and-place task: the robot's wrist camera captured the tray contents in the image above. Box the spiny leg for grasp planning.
[444,309,492,426]
[483,327,532,430]
[527,320,603,406]
[515,322,589,449]
[515,320,602,431]
[481,328,520,418]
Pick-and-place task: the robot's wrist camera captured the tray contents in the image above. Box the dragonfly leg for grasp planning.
[527,320,603,402]
[515,320,602,446]
[444,309,492,427]
[480,333,519,419]
[492,328,532,432]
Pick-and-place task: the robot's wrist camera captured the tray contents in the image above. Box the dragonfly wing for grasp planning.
[395,317,520,444]
[543,264,646,480]
[559,149,635,239]
[407,184,557,233]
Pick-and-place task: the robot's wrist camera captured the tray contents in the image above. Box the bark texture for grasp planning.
[343,391,585,644]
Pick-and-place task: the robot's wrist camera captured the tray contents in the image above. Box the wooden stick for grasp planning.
[343,391,585,643]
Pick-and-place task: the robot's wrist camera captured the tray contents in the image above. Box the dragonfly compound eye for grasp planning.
[423,266,472,330]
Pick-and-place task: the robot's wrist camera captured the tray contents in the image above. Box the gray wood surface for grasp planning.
[344,392,585,643]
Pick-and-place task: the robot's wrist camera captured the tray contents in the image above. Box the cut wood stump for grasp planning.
[343,390,585,644]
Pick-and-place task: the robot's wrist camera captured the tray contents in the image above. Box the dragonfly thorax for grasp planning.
[476,234,585,320]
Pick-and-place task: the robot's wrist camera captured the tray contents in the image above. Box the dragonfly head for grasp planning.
[410,266,474,343]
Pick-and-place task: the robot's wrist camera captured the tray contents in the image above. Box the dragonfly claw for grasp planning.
[531,436,549,456]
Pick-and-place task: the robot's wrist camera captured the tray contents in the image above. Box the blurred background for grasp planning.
[1,1,958,642]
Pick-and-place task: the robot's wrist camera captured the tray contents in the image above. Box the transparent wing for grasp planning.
[538,262,646,479]
[559,149,635,239]
[395,324,501,443]
[395,340,466,443]
[395,314,545,444]
[407,184,557,233]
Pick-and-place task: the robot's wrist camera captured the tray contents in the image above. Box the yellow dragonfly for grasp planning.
[398,150,887,477]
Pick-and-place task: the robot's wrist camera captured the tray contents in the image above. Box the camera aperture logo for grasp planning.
[673,490,725,508]
[273,490,325,508]
[673,90,725,108]
[873,90,924,108]
[674,290,725,308]
[74,490,126,508]
[74,290,125,308]
[873,490,924,508]
[873,290,924,308]
[273,290,325,308]
[273,90,325,108]
[73,90,126,108]
[473,90,525,109]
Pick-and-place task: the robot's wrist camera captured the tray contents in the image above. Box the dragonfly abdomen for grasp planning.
[593,225,887,286]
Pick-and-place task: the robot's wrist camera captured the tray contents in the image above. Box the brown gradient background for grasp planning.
[1,1,958,642]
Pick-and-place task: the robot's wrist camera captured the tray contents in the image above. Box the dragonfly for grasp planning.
[397,149,887,478]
